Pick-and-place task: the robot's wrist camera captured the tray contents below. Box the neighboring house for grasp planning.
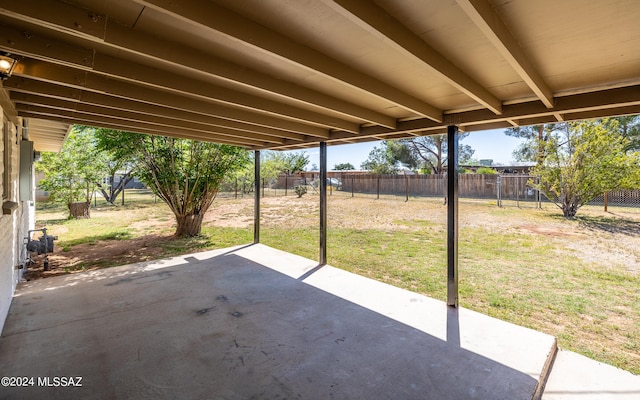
[459,162,536,174]
[0,114,34,331]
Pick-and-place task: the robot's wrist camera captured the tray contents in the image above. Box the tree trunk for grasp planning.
[69,202,90,219]
[562,199,578,217]
[174,213,205,237]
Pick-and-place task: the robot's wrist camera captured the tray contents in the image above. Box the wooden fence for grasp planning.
[218,174,640,208]
[339,174,503,199]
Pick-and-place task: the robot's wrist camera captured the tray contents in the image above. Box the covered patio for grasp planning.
[1,244,556,399]
[3,245,639,399]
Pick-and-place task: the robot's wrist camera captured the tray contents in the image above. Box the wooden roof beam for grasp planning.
[4,78,309,141]
[0,23,358,132]
[331,0,503,115]
[134,0,443,122]
[0,0,396,128]
[11,59,330,138]
[11,93,287,144]
[17,108,267,147]
[455,0,554,108]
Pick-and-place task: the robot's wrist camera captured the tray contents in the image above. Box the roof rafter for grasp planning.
[0,22,359,132]
[11,93,287,145]
[266,85,640,149]
[455,0,554,108]
[12,59,331,138]
[4,79,308,141]
[0,0,397,128]
[17,107,269,147]
[133,0,443,122]
[330,0,503,115]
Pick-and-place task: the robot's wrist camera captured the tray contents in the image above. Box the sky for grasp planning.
[298,128,525,170]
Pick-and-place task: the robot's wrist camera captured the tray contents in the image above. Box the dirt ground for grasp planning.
[27,194,640,280]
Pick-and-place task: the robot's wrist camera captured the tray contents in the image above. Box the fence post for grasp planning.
[604,191,608,212]
[516,175,520,207]
[285,175,288,197]
[351,176,355,198]
[497,175,502,207]
[537,177,541,209]
[235,178,238,199]
[405,174,409,202]
[377,175,380,199]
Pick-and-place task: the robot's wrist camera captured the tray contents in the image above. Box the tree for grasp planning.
[532,119,640,217]
[505,123,568,164]
[97,131,250,237]
[36,127,106,218]
[397,134,475,174]
[606,115,640,152]
[334,162,355,170]
[259,151,309,181]
[360,142,400,174]
[75,126,137,205]
[507,117,640,163]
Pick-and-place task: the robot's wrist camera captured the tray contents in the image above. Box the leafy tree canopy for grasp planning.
[76,126,137,204]
[261,151,309,179]
[532,118,640,217]
[96,130,251,236]
[360,142,401,174]
[361,135,475,175]
[36,126,108,217]
[333,162,355,170]
[398,134,475,174]
[505,116,640,163]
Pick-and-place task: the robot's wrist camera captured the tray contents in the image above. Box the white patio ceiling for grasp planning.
[0,0,638,152]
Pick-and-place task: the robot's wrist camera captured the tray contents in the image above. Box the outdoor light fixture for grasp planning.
[0,54,18,81]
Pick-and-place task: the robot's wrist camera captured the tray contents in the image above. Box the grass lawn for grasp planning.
[35,189,640,375]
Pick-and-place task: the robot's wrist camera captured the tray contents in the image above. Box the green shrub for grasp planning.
[476,167,498,175]
[294,185,307,198]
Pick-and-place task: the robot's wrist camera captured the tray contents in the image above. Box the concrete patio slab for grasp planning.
[542,350,640,400]
[0,244,556,399]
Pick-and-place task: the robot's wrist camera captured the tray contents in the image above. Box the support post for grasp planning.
[516,175,520,207]
[254,150,260,244]
[405,173,409,202]
[447,125,459,308]
[319,142,327,266]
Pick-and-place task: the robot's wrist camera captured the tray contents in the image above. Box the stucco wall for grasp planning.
[0,111,32,333]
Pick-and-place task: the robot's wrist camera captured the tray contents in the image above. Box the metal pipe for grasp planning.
[254,150,260,244]
[447,125,459,308]
[319,142,327,265]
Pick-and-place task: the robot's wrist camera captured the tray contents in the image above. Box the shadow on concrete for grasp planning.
[1,248,538,400]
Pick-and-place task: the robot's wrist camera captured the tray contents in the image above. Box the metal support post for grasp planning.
[254,150,260,244]
[319,142,327,266]
[447,125,459,308]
